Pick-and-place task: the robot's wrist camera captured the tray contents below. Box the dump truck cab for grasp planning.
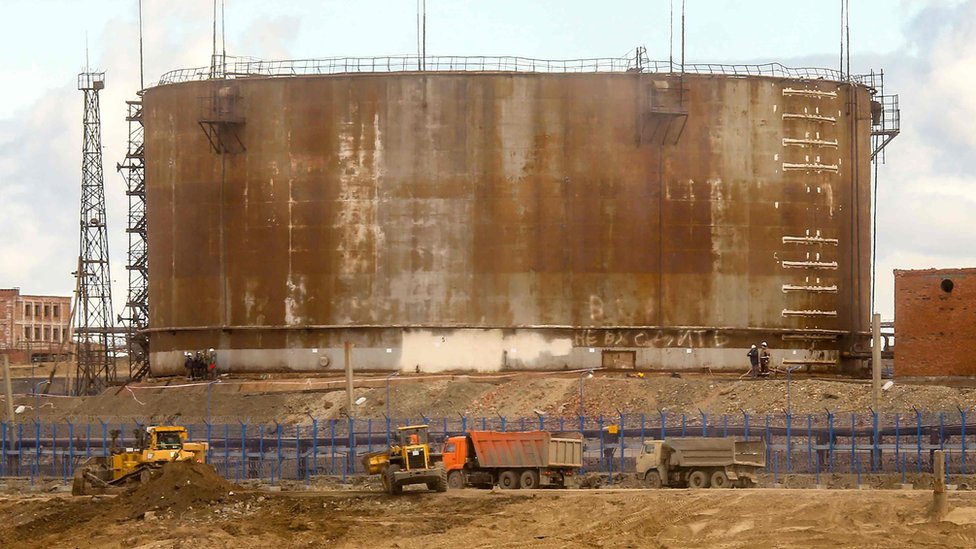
[635,440,672,488]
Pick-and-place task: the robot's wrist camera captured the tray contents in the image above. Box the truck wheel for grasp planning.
[519,470,540,490]
[710,470,730,489]
[386,465,403,495]
[688,470,709,489]
[498,470,520,490]
[644,471,662,489]
[448,471,465,490]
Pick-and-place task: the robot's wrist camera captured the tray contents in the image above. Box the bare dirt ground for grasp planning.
[3,480,976,548]
[6,370,975,424]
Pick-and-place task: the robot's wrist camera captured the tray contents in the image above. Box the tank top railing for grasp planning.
[155,54,870,87]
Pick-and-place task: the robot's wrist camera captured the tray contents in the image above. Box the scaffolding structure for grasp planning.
[117,97,149,381]
[74,71,117,395]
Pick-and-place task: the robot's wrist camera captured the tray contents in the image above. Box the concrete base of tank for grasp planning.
[147,327,849,376]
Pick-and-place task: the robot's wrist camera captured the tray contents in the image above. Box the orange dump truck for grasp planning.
[442,431,583,490]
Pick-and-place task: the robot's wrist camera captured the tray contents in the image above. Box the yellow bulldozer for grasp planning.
[71,425,209,495]
[362,425,447,495]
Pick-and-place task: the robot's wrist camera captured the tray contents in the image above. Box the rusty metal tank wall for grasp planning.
[143,72,873,375]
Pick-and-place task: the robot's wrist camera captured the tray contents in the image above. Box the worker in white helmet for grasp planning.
[746,344,760,378]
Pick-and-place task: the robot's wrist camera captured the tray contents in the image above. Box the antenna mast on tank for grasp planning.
[76,68,117,395]
[118,0,150,381]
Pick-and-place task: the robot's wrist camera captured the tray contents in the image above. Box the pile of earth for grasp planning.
[121,461,237,517]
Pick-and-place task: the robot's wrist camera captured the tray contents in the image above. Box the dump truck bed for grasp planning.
[665,437,766,468]
[468,431,582,469]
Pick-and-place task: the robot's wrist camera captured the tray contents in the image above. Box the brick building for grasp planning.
[894,268,976,377]
[0,288,72,363]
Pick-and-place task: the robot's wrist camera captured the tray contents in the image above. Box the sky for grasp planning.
[0,0,973,324]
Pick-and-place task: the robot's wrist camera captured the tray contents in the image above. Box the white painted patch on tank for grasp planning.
[284,274,306,325]
[399,329,573,373]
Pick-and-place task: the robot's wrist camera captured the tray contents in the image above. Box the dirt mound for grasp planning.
[122,461,236,517]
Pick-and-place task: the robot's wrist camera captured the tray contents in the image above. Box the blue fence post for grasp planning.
[17,423,24,477]
[539,414,545,431]
[680,414,686,437]
[785,411,792,472]
[85,423,91,459]
[368,419,374,455]
[960,408,967,475]
[619,413,625,476]
[311,419,318,483]
[51,422,58,479]
[259,425,266,482]
[500,416,506,432]
[347,417,355,478]
[295,424,303,481]
[100,420,108,457]
[895,413,900,475]
[519,417,525,432]
[827,411,834,472]
[850,413,856,474]
[239,421,247,484]
[764,416,771,472]
[461,415,467,434]
[700,410,707,437]
[723,415,728,438]
[1,422,5,476]
[275,422,283,485]
[330,420,336,476]
[206,420,213,464]
[596,415,605,470]
[559,417,564,432]
[223,424,230,478]
[915,408,923,474]
[658,410,666,441]
[640,414,646,445]
[482,417,487,431]
[871,410,879,472]
[33,420,40,484]
[743,411,750,439]
[939,412,945,453]
[806,414,813,473]
[66,421,74,484]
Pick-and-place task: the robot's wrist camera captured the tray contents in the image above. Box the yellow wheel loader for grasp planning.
[71,425,209,496]
[361,425,447,495]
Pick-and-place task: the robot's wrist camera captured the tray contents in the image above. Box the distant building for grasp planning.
[0,288,72,362]
[894,268,976,377]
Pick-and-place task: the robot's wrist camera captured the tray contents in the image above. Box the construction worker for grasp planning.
[409,433,420,445]
[183,352,193,380]
[746,344,759,378]
[759,342,771,377]
[207,348,217,379]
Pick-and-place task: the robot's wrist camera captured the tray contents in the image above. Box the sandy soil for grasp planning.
[3,482,976,548]
[5,372,975,424]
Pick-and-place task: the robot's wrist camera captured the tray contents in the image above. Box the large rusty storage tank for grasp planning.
[144,56,878,375]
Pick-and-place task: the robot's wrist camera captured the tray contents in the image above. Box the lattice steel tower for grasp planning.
[75,71,116,394]
[117,96,149,380]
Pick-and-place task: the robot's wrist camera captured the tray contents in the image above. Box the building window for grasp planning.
[24,304,31,318]
[53,305,60,318]
[34,327,41,340]
[44,326,51,341]
[34,304,41,317]
[44,304,50,318]
[24,327,30,340]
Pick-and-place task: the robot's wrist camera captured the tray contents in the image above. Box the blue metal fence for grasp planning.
[2,410,973,485]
